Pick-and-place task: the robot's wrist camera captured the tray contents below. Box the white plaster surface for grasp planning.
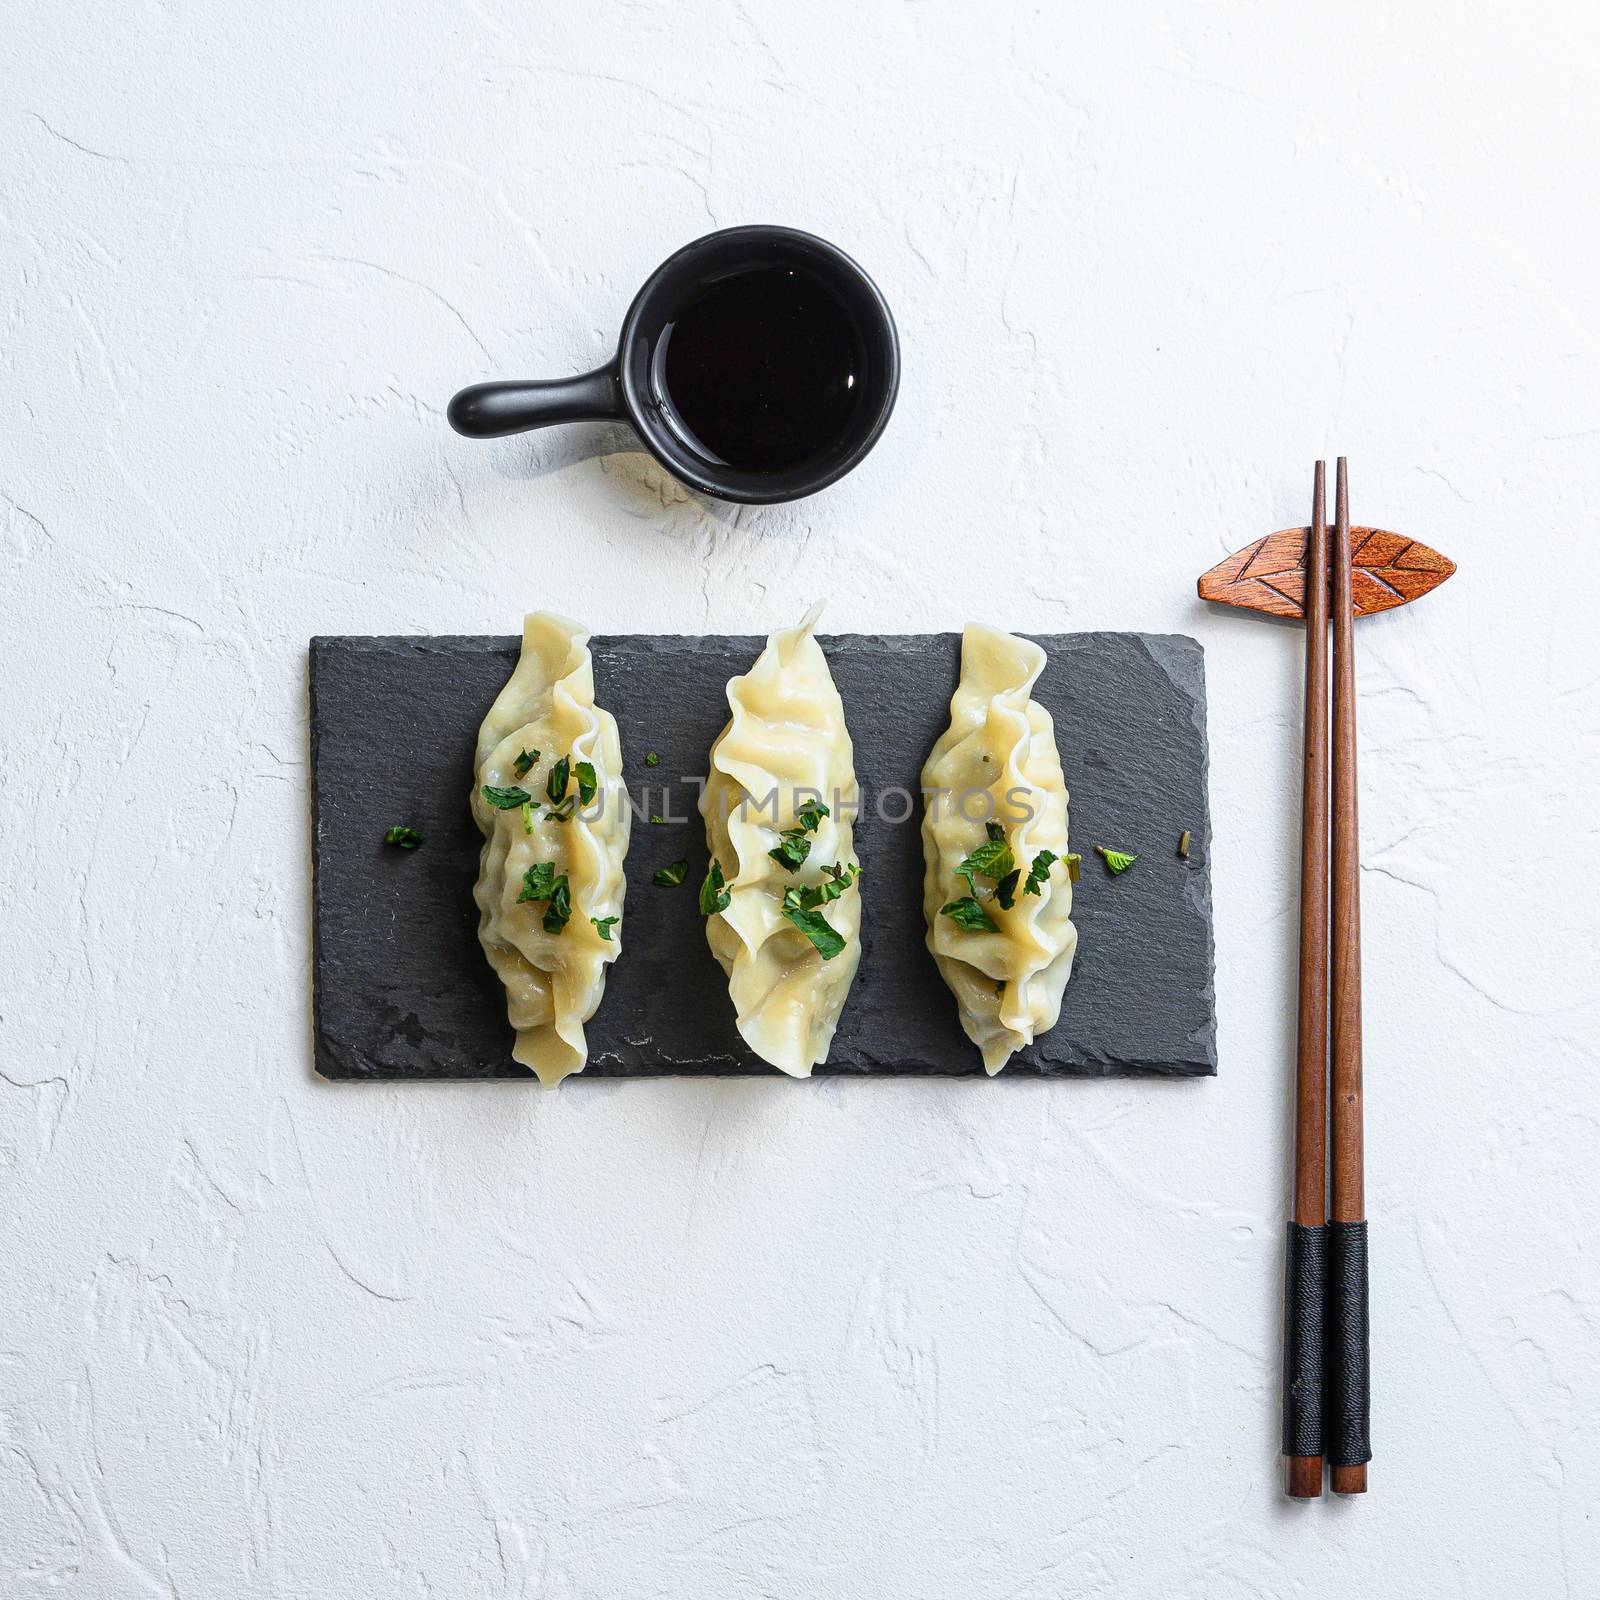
[4,3,1598,1594]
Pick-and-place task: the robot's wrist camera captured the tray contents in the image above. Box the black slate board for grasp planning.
[310,632,1216,1079]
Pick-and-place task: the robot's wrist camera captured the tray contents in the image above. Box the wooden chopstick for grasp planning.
[1328,456,1371,1494]
[1284,462,1331,1499]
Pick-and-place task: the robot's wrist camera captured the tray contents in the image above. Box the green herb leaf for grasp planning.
[779,861,860,918]
[650,814,666,825]
[1023,849,1058,896]
[813,861,858,904]
[517,862,560,903]
[959,834,1014,884]
[520,801,535,835]
[995,868,1020,910]
[384,825,423,850]
[782,904,847,960]
[940,896,1000,933]
[590,915,618,941]
[986,821,1005,842]
[653,859,690,888]
[699,858,731,916]
[482,784,532,810]
[1064,852,1081,882]
[512,748,539,779]
[768,829,812,872]
[542,876,572,935]
[575,761,598,806]
[545,755,570,805]
[644,751,660,768]
[797,799,830,833]
[512,860,572,934]
[1095,845,1138,875]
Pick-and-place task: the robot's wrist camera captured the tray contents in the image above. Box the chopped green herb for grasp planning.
[768,828,812,872]
[644,751,660,768]
[512,749,539,779]
[1177,830,1192,859]
[1064,852,1081,883]
[482,784,532,810]
[1095,846,1138,875]
[781,861,859,915]
[517,862,560,903]
[546,755,570,805]
[959,833,1015,885]
[768,801,828,872]
[1023,849,1059,896]
[995,868,1021,910]
[699,858,731,916]
[520,800,536,835]
[575,761,598,806]
[782,904,847,960]
[384,825,423,850]
[590,915,618,941]
[653,859,690,888]
[986,821,1005,842]
[797,799,830,833]
[940,896,1000,933]
[814,860,859,902]
[775,860,859,956]
[650,814,666,825]
[513,861,572,934]
[542,876,572,934]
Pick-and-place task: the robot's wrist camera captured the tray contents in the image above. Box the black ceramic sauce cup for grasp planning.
[448,225,899,505]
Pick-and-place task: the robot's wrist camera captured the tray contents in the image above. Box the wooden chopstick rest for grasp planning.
[1197,525,1455,620]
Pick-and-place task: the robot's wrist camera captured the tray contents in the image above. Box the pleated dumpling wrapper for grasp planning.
[471,613,630,1085]
[700,603,863,1077]
[921,625,1078,1073]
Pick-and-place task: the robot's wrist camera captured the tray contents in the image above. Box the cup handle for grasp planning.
[447,364,623,438]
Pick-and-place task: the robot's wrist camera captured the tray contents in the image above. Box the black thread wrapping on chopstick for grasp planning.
[1282,1221,1328,1457]
[1325,1220,1372,1467]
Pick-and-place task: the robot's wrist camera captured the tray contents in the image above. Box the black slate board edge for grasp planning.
[1129,631,1218,1070]
[310,629,1217,1081]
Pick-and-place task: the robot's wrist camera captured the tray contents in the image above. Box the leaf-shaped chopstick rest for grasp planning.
[1198,527,1456,619]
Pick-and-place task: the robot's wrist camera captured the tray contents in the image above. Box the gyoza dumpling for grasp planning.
[921,625,1077,1073]
[700,603,863,1077]
[471,612,630,1085]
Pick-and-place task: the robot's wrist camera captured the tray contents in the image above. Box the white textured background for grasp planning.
[4,3,1598,1595]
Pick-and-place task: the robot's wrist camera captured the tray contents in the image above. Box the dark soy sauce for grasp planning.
[656,266,864,474]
